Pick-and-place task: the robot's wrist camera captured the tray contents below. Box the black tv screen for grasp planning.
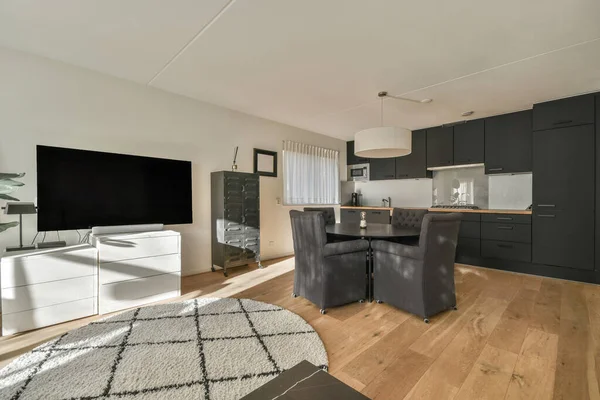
[37,145,193,231]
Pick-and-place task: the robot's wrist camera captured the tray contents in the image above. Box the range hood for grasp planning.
[427,163,484,171]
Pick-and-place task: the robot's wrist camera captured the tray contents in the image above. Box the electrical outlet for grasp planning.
[269,241,275,247]
[276,197,281,205]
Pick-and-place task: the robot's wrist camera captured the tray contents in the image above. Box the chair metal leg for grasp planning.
[320,309,326,315]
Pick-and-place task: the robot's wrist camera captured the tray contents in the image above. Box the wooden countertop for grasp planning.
[340,206,532,215]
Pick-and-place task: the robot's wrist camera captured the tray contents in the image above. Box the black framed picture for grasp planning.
[253,149,277,177]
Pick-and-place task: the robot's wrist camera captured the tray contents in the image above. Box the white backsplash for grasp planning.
[354,179,432,207]
[488,173,532,210]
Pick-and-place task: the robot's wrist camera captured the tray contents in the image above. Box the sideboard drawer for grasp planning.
[95,234,179,263]
[2,275,95,314]
[99,254,181,285]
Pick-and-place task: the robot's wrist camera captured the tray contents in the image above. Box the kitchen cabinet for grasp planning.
[340,209,361,224]
[427,126,454,168]
[532,124,595,270]
[395,129,432,179]
[365,209,390,224]
[596,95,600,271]
[346,141,369,166]
[370,158,396,181]
[453,119,484,165]
[533,94,595,131]
[481,222,531,243]
[481,240,531,263]
[532,125,594,211]
[532,210,594,270]
[484,110,532,174]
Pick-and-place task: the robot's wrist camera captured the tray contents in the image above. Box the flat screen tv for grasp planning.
[37,145,193,231]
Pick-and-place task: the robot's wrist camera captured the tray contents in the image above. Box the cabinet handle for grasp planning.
[537,214,556,218]
[397,174,408,177]
[488,167,504,172]
[537,204,555,208]
[384,175,394,178]
[497,243,513,249]
[553,119,573,125]
[372,211,381,214]
[496,217,513,221]
[497,226,513,230]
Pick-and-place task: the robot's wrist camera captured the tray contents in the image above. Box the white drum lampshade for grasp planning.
[354,126,412,158]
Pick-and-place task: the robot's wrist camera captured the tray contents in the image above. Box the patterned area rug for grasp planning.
[0,298,328,400]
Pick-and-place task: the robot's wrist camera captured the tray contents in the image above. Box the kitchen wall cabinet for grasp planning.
[370,158,396,181]
[532,124,595,270]
[453,119,484,165]
[533,94,595,131]
[427,126,453,168]
[484,110,532,174]
[346,141,369,166]
[395,129,431,179]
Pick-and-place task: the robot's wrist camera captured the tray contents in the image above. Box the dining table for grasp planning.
[325,223,420,301]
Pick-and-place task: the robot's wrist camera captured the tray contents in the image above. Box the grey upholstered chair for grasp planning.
[372,213,462,323]
[290,210,369,314]
[303,207,336,225]
[391,208,428,245]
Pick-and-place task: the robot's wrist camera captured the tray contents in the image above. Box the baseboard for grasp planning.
[182,253,295,277]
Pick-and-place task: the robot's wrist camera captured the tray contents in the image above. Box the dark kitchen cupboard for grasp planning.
[395,129,432,179]
[346,141,369,165]
[533,94,595,131]
[426,126,453,168]
[370,158,396,180]
[532,125,594,211]
[484,110,532,174]
[596,94,600,271]
[532,124,595,270]
[453,119,484,165]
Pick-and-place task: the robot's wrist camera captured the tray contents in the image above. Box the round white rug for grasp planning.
[0,298,328,400]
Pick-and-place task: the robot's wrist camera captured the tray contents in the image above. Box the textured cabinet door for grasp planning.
[370,158,396,180]
[347,141,369,165]
[453,119,484,165]
[484,110,532,174]
[533,94,595,131]
[427,126,454,167]
[532,210,594,270]
[533,125,594,211]
[395,129,431,179]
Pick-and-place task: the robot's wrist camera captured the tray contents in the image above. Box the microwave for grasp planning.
[347,163,370,181]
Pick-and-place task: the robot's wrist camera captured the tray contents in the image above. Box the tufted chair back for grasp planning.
[391,208,428,229]
[304,207,336,225]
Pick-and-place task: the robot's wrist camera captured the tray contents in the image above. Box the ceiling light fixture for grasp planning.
[354,91,432,158]
[461,111,474,117]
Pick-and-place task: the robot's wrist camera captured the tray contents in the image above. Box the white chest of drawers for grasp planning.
[90,230,181,314]
[1,245,98,335]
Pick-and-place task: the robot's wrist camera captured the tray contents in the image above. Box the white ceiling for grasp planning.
[2,0,600,140]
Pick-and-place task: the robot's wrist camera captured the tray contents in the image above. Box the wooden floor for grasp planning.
[2,259,600,400]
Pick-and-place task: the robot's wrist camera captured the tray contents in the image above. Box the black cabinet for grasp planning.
[211,171,260,276]
[370,158,396,181]
[427,126,454,168]
[533,94,595,131]
[395,129,431,179]
[366,209,390,224]
[532,125,594,211]
[597,95,600,271]
[427,126,453,168]
[453,120,484,165]
[532,124,595,270]
[532,210,594,270]
[484,110,532,174]
[340,208,361,224]
[481,240,531,263]
[346,141,369,165]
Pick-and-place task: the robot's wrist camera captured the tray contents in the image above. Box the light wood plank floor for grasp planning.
[1,258,599,400]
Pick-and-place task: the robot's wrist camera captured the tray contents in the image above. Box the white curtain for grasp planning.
[283,140,340,205]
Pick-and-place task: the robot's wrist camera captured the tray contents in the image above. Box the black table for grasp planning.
[241,361,370,400]
[326,223,420,301]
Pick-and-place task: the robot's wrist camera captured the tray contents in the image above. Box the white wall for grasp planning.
[0,47,345,276]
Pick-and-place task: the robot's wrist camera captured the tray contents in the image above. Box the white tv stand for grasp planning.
[90,230,181,314]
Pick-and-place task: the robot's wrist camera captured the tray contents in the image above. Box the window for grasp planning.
[283,140,340,205]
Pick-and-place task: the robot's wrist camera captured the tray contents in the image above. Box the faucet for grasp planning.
[382,197,391,207]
